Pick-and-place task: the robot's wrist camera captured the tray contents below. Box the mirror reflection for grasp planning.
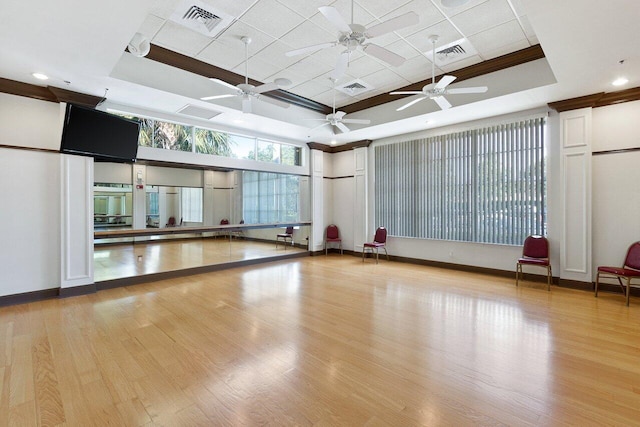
[93,163,311,282]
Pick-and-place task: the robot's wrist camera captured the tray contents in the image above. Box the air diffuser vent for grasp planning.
[177,104,221,120]
[336,79,375,96]
[425,38,478,66]
[170,0,234,37]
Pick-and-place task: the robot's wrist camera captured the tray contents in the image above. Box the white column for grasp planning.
[310,149,324,251]
[203,170,214,226]
[559,108,592,283]
[60,154,94,288]
[353,147,368,251]
[132,164,146,229]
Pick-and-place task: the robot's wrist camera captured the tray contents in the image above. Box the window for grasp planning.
[257,140,280,163]
[195,128,231,156]
[229,134,256,160]
[180,187,203,223]
[242,172,301,224]
[375,117,546,245]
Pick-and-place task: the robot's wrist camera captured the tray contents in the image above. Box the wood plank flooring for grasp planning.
[2,256,640,425]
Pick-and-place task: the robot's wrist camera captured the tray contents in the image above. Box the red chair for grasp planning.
[325,224,342,255]
[362,227,388,263]
[166,216,176,227]
[595,241,640,306]
[516,235,552,291]
[276,226,294,249]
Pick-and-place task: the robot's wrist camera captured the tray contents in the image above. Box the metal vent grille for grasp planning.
[336,79,375,96]
[182,6,222,33]
[426,38,478,66]
[170,0,234,37]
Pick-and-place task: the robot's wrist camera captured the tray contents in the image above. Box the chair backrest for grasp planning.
[239,219,245,224]
[285,226,294,234]
[167,216,176,226]
[220,219,229,225]
[624,241,640,270]
[373,226,387,244]
[522,235,549,259]
[326,224,339,239]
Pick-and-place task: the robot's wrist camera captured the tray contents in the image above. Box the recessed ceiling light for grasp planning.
[330,140,337,145]
[233,119,244,124]
[32,72,49,80]
[612,77,629,86]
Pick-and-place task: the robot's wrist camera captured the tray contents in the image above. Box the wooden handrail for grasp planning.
[94,222,312,239]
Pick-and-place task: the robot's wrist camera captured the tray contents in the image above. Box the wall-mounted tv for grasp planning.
[60,104,140,162]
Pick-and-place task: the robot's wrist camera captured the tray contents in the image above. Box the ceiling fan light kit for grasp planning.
[307,78,371,135]
[200,36,291,113]
[127,32,150,57]
[390,34,488,112]
[286,0,419,80]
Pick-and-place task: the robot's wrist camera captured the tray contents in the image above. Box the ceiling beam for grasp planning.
[0,78,103,107]
[548,86,640,112]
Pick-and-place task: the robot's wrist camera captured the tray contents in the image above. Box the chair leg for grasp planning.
[383,247,389,261]
[547,265,551,291]
[325,241,327,256]
[375,248,379,264]
[340,242,343,255]
[626,277,631,306]
[595,271,600,297]
[362,247,366,262]
[515,264,520,287]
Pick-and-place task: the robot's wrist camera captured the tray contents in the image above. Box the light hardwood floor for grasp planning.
[2,256,640,426]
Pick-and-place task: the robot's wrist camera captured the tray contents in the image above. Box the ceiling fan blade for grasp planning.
[309,122,331,133]
[342,118,371,125]
[242,97,252,114]
[397,96,427,111]
[200,94,236,101]
[318,6,351,33]
[335,122,351,133]
[363,44,406,67]
[253,81,279,94]
[365,11,419,38]
[257,94,290,109]
[332,51,349,81]
[286,42,336,57]
[433,96,452,110]
[434,75,456,90]
[209,78,239,91]
[390,91,423,95]
[447,86,489,94]
[334,111,346,120]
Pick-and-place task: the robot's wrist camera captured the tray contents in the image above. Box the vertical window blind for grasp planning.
[180,187,203,222]
[243,171,300,224]
[375,117,546,245]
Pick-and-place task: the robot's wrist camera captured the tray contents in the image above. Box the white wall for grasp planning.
[0,148,61,296]
[0,93,63,150]
[592,100,640,272]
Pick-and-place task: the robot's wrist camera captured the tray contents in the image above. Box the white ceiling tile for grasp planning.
[438,54,483,72]
[137,15,165,39]
[384,39,423,60]
[481,39,530,60]
[508,0,527,16]
[310,0,375,34]
[518,15,536,39]
[197,38,246,72]
[239,0,305,39]
[405,20,463,55]
[393,54,433,83]
[528,35,539,45]
[382,0,446,37]
[468,19,526,57]
[290,79,335,98]
[256,41,306,71]
[344,54,387,79]
[359,0,413,19]
[276,0,326,19]
[200,0,257,17]
[152,20,214,57]
[216,21,276,55]
[437,0,490,17]
[232,56,283,82]
[450,0,516,37]
[286,56,334,81]
[360,68,409,89]
[148,0,181,19]
[279,21,336,51]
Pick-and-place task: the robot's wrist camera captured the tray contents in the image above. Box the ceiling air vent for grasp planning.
[170,0,234,37]
[177,104,221,120]
[425,38,478,66]
[336,79,375,96]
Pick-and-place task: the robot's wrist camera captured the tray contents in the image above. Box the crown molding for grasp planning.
[548,86,640,112]
[307,140,372,153]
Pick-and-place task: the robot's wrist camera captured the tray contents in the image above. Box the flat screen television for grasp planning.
[60,104,140,162]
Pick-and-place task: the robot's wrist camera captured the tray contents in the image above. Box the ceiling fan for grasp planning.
[201,36,291,113]
[285,1,419,80]
[390,35,488,111]
[308,80,371,134]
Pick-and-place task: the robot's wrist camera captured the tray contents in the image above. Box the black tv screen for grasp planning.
[60,104,140,162]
